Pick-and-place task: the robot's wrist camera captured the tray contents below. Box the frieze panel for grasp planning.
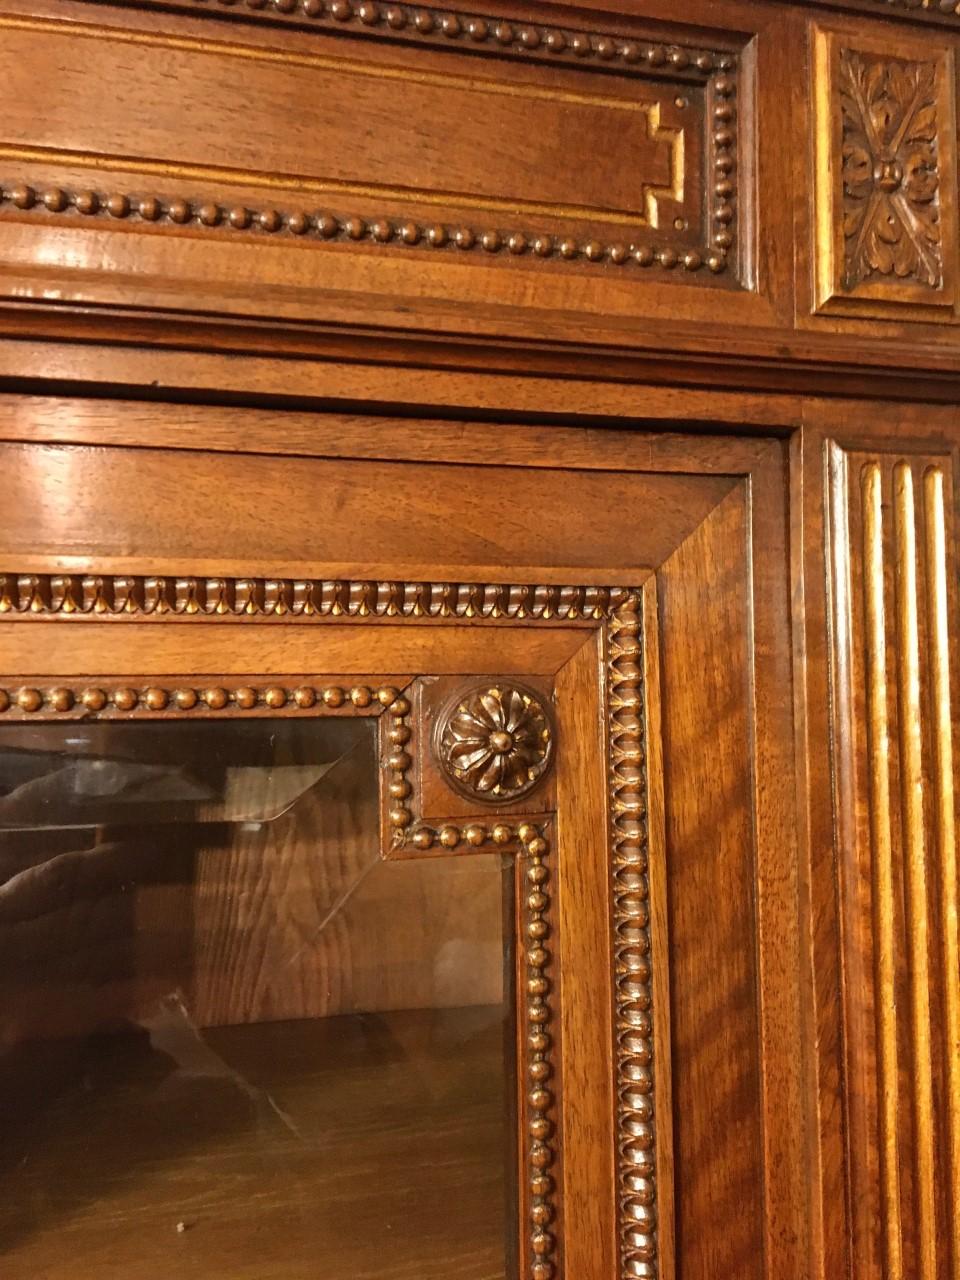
[0,5,743,284]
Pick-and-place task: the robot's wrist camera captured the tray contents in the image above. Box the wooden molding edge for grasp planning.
[0,571,658,1280]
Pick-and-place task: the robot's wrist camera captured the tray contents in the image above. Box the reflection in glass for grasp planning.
[0,719,515,1279]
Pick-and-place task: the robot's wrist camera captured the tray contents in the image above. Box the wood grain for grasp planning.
[922,466,960,1280]
[828,443,960,1280]
[642,575,675,1280]
[554,632,615,1280]
[0,625,585,677]
[0,440,732,582]
[655,484,765,1280]
[861,461,904,1280]
[0,10,695,242]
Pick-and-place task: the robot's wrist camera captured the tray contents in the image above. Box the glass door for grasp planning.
[0,707,524,1280]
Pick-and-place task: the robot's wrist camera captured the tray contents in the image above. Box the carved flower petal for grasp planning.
[450,742,493,769]
[906,101,938,144]
[874,199,901,245]
[865,201,907,276]
[886,63,914,111]
[842,141,873,183]
[841,92,865,132]
[844,202,869,239]
[864,57,887,105]
[503,758,533,790]
[503,689,529,733]
[904,163,939,205]
[450,712,488,738]
[475,757,504,792]
[513,722,543,747]
[478,690,505,728]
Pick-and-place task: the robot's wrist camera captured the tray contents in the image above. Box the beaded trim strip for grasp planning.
[0,681,401,716]
[0,575,628,620]
[0,173,731,275]
[607,594,658,1278]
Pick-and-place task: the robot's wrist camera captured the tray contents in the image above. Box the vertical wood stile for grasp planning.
[861,462,903,1280]
[923,466,960,1280]
[834,450,960,1280]
[891,463,936,1280]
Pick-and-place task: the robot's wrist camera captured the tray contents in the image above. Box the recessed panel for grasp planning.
[0,0,744,290]
[813,23,958,322]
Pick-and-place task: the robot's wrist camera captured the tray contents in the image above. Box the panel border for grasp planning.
[812,23,958,322]
[0,571,656,1280]
[0,4,741,281]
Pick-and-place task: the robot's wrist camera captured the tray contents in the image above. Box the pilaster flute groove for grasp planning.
[892,462,936,1280]
[923,466,960,1280]
[861,461,903,1280]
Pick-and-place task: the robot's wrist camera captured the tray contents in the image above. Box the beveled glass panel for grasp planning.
[0,718,515,1279]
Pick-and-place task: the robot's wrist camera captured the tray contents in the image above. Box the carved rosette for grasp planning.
[839,49,942,290]
[433,683,554,803]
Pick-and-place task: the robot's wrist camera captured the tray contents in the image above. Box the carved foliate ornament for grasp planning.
[840,49,942,289]
[433,682,554,802]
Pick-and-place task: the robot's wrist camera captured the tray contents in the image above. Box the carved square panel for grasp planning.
[813,25,958,321]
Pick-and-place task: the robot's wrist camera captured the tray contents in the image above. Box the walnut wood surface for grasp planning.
[553,635,615,1280]
[4,0,960,1271]
[824,444,960,1280]
[0,429,812,1280]
[5,0,960,379]
[656,485,767,1278]
[1,440,731,581]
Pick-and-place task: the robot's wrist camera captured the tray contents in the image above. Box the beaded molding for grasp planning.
[114,0,722,67]
[607,594,658,1279]
[4,572,652,1279]
[0,174,731,276]
[0,575,627,620]
[519,825,559,1280]
[3,3,739,277]
[0,681,402,716]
